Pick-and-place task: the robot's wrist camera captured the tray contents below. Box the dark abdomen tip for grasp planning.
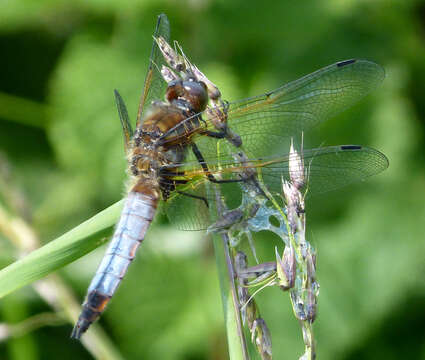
[71,317,93,340]
[71,291,111,339]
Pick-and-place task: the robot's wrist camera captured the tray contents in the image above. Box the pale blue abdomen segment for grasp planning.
[88,191,157,296]
[71,191,157,339]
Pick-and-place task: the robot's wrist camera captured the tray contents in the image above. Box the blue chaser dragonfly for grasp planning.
[71,14,388,338]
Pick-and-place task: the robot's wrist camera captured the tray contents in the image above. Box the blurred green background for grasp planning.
[1,0,425,359]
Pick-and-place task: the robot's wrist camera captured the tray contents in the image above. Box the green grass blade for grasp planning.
[0,200,124,299]
[213,232,249,360]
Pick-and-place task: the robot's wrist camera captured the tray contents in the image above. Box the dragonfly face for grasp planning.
[71,13,388,339]
[165,78,209,112]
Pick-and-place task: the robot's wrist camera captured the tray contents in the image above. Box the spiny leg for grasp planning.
[160,177,209,208]
[176,190,209,208]
[204,130,226,139]
[191,143,243,184]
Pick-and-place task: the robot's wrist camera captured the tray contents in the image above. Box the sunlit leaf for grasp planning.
[0,200,123,298]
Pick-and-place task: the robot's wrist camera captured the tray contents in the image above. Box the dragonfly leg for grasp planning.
[204,127,242,147]
[176,190,209,208]
[159,176,209,208]
[204,130,226,139]
[159,170,186,177]
[191,143,242,184]
[203,126,242,147]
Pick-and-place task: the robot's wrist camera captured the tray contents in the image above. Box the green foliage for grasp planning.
[1,1,425,359]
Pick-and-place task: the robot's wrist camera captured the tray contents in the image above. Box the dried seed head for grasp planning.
[306,253,316,282]
[252,318,272,359]
[155,36,185,72]
[289,140,305,190]
[282,180,298,208]
[235,251,250,325]
[282,180,299,231]
[160,65,178,82]
[305,289,317,322]
[173,40,193,74]
[235,250,248,274]
[275,246,295,290]
[290,291,307,321]
[245,297,258,329]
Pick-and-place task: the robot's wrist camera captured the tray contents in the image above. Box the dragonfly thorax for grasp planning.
[129,142,166,176]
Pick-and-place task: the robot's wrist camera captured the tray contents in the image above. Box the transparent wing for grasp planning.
[257,145,389,194]
[114,89,133,154]
[163,145,389,230]
[162,178,216,231]
[137,13,170,127]
[158,59,385,158]
[228,59,385,156]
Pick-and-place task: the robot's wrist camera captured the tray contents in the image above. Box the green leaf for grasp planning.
[0,200,123,299]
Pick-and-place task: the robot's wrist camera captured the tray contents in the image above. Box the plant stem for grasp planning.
[212,187,250,360]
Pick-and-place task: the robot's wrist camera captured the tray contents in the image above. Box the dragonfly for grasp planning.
[71,13,388,339]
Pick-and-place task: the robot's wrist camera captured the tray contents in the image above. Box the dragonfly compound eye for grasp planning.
[166,80,184,102]
[181,80,208,113]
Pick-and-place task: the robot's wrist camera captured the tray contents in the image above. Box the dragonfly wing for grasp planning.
[163,178,214,231]
[168,144,388,195]
[114,89,133,154]
[162,165,244,231]
[254,145,389,195]
[227,59,385,156]
[137,14,171,126]
[156,59,384,159]
[162,145,388,230]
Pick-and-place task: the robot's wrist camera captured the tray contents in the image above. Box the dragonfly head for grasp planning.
[166,78,208,113]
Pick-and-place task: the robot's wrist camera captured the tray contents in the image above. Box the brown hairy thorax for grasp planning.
[128,42,211,200]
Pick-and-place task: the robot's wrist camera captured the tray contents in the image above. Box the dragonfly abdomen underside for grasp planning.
[71,190,158,339]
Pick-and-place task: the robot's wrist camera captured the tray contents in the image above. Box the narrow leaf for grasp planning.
[0,200,124,298]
